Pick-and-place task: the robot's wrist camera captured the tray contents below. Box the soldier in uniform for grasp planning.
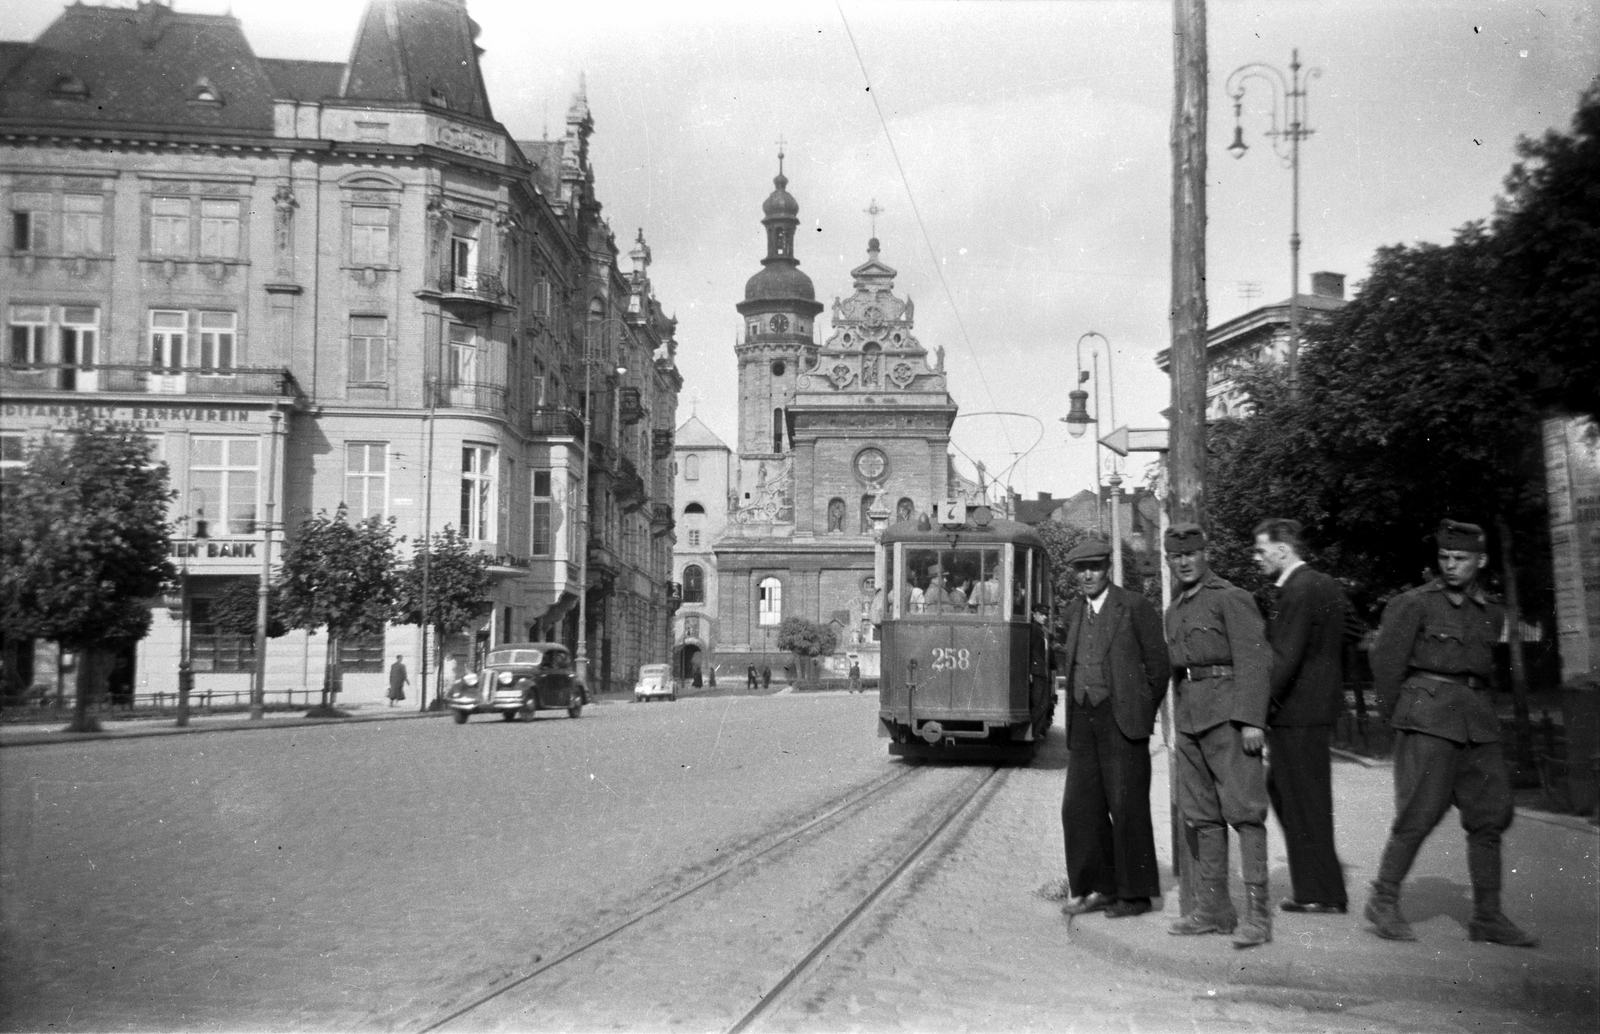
[1365,519,1536,946]
[1164,524,1275,948]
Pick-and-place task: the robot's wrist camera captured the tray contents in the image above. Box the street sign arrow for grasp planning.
[1098,426,1169,456]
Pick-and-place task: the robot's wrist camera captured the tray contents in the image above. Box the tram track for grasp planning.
[416,762,1008,1033]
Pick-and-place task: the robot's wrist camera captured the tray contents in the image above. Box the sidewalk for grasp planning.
[1057,744,1599,1023]
[0,701,448,748]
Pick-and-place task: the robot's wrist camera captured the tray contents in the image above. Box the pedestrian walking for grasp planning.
[387,655,409,706]
[747,664,758,691]
[1163,523,1275,948]
[1252,518,1350,914]
[1048,539,1169,920]
[1365,519,1536,947]
[848,660,862,693]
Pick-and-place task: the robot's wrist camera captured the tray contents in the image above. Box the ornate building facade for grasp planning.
[1,0,680,704]
[671,414,731,684]
[701,165,962,681]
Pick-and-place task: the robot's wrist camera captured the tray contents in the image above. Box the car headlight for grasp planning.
[498,670,514,685]
[463,673,479,686]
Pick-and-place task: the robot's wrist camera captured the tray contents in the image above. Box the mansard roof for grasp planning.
[259,58,345,102]
[342,0,493,120]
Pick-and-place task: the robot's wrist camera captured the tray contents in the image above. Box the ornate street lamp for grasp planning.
[1226,49,1320,390]
[1061,331,1112,536]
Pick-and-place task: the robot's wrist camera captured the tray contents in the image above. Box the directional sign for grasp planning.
[1098,426,1170,457]
[933,500,964,526]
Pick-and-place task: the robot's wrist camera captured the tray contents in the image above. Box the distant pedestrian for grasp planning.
[1164,523,1275,948]
[848,661,862,693]
[388,655,409,706]
[1253,519,1349,915]
[1049,538,1169,920]
[1365,519,1536,947]
[747,664,758,690]
[761,665,771,689]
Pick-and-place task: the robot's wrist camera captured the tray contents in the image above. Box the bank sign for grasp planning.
[171,538,262,570]
[3,402,257,428]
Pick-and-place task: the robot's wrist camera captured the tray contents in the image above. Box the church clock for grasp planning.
[769,314,790,333]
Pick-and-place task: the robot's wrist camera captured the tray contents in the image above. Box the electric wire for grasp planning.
[834,1,1016,460]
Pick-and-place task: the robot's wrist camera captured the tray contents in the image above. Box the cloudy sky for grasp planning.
[4,0,1595,501]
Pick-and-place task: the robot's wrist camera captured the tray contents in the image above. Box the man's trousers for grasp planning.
[1267,724,1347,907]
[1375,730,1513,892]
[1061,696,1161,900]
[1176,722,1269,886]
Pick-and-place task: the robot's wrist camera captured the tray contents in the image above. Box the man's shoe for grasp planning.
[1062,891,1114,916]
[1280,899,1347,914]
[1364,884,1416,942]
[1105,898,1152,918]
[1232,883,1273,949]
[1468,914,1539,947]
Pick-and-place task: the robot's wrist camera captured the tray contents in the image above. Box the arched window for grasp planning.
[758,577,782,625]
[684,453,700,480]
[683,564,705,604]
[684,502,705,515]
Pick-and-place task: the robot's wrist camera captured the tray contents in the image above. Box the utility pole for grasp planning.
[250,406,281,720]
[1170,0,1209,917]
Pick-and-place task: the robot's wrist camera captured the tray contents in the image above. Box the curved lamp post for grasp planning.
[577,317,633,691]
[1226,49,1320,390]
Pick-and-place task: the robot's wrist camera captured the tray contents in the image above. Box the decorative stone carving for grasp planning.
[827,362,856,389]
[273,184,297,275]
[733,458,794,525]
[888,360,916,388]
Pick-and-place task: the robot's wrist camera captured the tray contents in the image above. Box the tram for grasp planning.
[873,506,1056,762]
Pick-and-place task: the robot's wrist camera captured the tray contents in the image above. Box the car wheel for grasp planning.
[452,710,468,725]
[668,692,677,702]
[502,710,516,722]
[568,689,584,719]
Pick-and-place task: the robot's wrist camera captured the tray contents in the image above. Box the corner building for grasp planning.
[710,166,963,681]
[1,0,681,704]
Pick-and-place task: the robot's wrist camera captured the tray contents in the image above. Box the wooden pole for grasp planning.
[1170,0,1209,917]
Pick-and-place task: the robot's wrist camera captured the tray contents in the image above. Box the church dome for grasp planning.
[762,172,799,218]
[745,263,816,301]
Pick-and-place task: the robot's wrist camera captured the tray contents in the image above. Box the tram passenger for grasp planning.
[976,570,1003,615]
[923,568,950,613]
[949,579,970,612]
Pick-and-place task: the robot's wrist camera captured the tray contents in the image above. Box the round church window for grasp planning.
[854,447,888,484]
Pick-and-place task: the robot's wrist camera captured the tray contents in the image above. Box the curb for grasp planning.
[1063,910,1596,1021]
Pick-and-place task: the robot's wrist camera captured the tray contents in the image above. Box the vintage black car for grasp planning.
[444,642,586,724]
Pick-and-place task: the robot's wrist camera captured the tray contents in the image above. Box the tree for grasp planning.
[1032,518,1150,619]
[208,577,288,639]
[276,505,399,716]
[775,616,838,687]
[393,525,494,707]
[0,425,174,732]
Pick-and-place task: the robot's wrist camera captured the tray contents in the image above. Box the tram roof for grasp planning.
[878,516,1047,550]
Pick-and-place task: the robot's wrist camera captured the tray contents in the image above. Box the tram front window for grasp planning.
[903,546,1002,615]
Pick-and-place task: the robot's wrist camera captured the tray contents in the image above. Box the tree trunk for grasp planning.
[435,623,448,708]
[321,633,336,708]
[1494,513,1537,782]
[63,644,102,734]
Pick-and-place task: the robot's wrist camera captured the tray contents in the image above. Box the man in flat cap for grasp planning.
[1164,523,1275,948]
[1253,518,1350,915]
[1365,520,1536,946]
[1046,538,1169,919]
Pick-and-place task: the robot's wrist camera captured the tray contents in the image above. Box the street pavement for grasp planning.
[2,693,1595,1032]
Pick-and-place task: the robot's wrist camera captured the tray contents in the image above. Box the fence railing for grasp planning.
[1,363,302,398]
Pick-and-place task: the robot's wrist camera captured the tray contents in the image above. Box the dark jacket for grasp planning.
[1266,565,1348,727]
[1370,580,1502,744]
[1061,584,1169,741]
[1165,572,1272,734]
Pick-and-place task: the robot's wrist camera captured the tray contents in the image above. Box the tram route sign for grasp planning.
[933,500,963,526]
[1098,425,1170,457]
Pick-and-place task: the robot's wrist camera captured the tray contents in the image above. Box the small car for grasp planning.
[634,663,676,703]
[445,642,586,724]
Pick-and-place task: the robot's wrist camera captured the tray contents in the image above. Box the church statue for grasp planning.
[827,497,846,533]
[935,344,945,372]
[897,497,915,523]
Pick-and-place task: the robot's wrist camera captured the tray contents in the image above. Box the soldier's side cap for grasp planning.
[1436,519,1486,552]
[1164,522,1207,554]
[1064,539,1113,565]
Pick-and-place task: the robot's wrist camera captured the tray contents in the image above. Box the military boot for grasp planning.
[1468,888,1539,947]
[1168,879,1238,936]
[1232,882,1273,949]
[1364,881,1416,941]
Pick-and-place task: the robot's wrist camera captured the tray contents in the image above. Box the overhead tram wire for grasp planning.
[951,411,1044,493]
[835,1,1016,460]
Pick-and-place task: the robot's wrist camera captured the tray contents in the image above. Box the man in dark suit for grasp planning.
[1051,539,1170,919]
[1253,518,1349,914]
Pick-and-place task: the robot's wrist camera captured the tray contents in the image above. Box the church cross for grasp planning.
[865,198,884,238]
[775,134,786,174]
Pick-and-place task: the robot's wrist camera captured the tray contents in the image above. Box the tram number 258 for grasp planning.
[930,647,971,671]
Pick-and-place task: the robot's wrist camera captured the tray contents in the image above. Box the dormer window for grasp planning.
[50,74,89,100]
[189,77,223,106]
[429,87,449,109]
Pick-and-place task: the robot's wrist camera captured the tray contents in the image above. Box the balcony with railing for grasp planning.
[521,405,584,439]
[1,362,302,399]
[423,376,509,416]
[432,271,510,310]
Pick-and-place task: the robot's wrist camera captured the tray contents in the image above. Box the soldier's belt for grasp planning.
[1176,664,1235,682]
[1410,670,1490,691]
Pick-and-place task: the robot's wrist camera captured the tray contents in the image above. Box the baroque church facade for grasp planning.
[692,164,972,682]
